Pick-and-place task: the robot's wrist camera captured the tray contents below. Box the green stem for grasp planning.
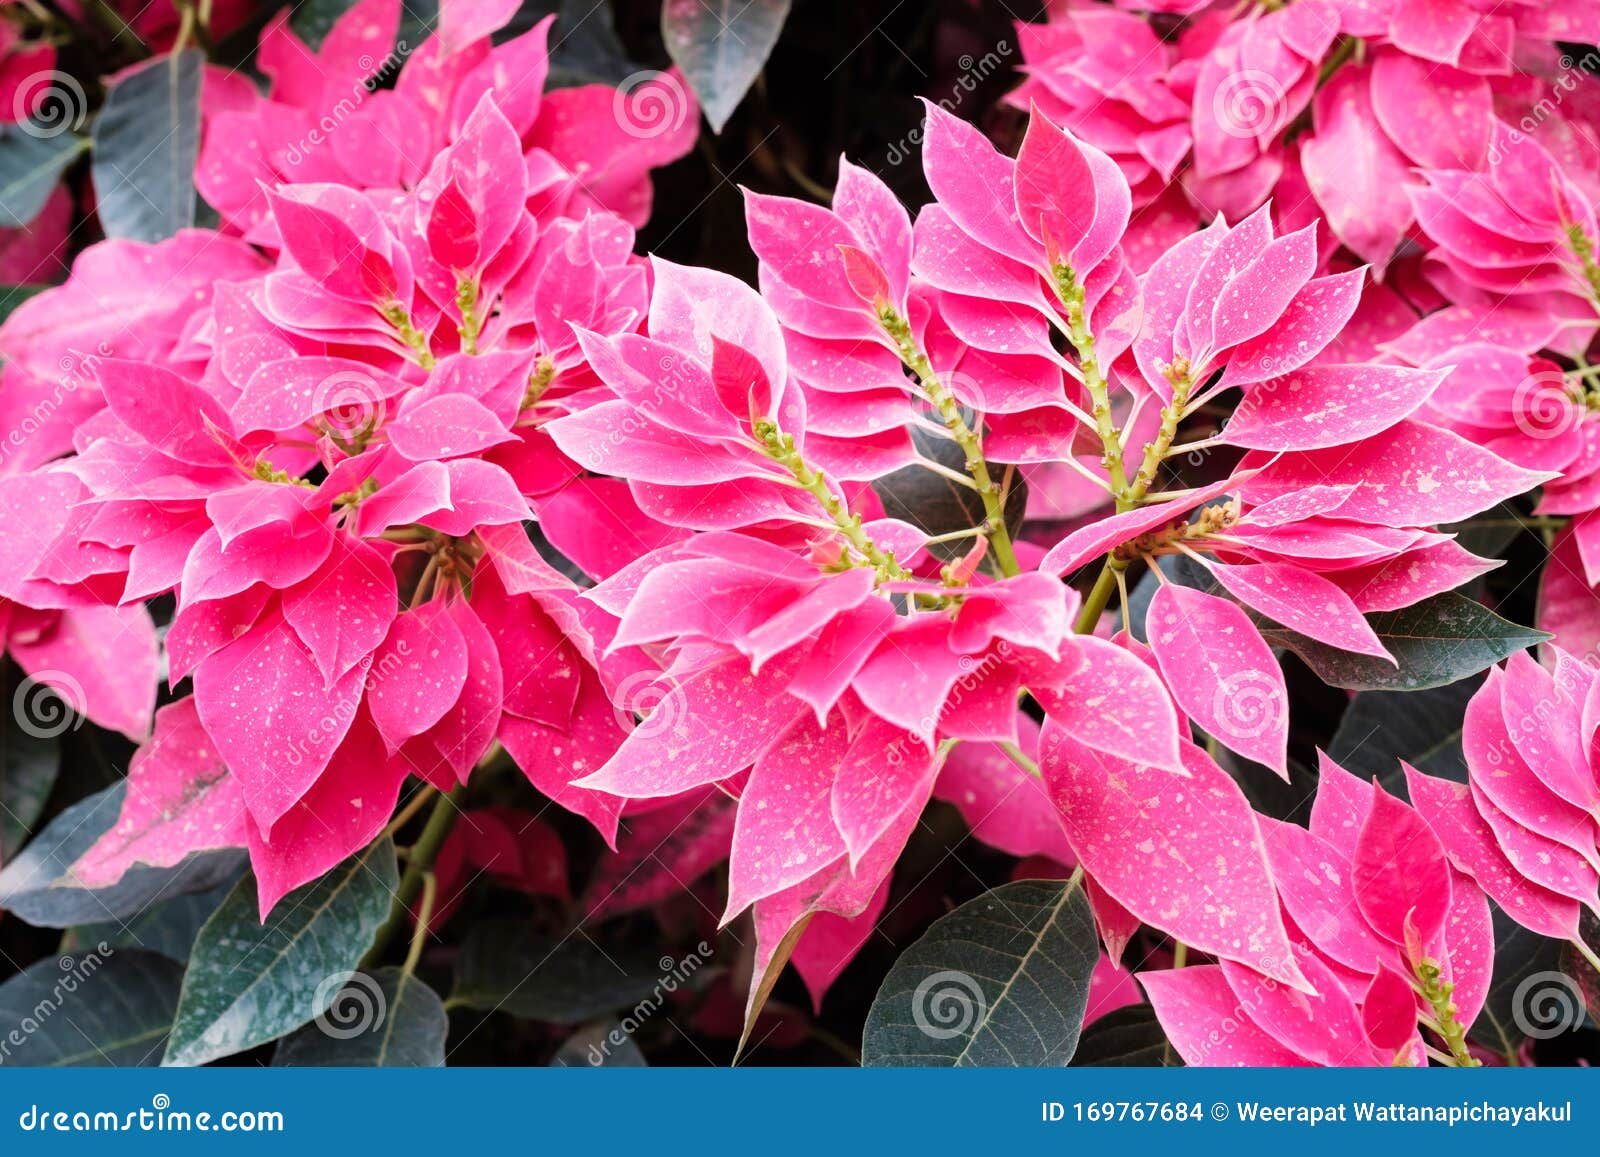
[402,872,438,977]
[758,424,909,581]
[1415,958,1480,1067]
[1074,559,1124,635]
[1127,373,1194,506]
[882,311,1021,577]
[1572,936,1600,976]
[363,785,465,970]
[1054,269,1130,498]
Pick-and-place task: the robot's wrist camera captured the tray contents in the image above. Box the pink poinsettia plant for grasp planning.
[0,0,1598,1070]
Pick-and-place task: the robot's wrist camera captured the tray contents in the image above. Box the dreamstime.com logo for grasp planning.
[1512,971,1588,1040]
[312,972,386,1040]
[911,970,987,1040]
[16,1094,284,1133]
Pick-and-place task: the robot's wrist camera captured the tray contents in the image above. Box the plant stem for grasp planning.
[1127,372,1195,504]
[1571,936,1600,975]
[998,741,1041,779]
[882,311,1021,576]
[759,425,909,580]
[1074,558,1125,634]
[1054,271,1130,498]
[1415,958,1480,1067]
[363,785,465,969]
[402,873,438,977]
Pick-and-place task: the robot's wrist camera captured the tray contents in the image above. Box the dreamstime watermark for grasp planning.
[16,1094,284,1134]
[1210,668,1284,742]
[1490,50,1600,163]
[10,70,87,138]
[609,669,687,741]
[0,945,113,1063]
[282,41,412,168]
[314,366,391,440]
[1211,69,1287,141]
[1512,970,1588,1040]
[0,342,113,470]
[12,670,85,739]
[911,969,987,1040]
[313,971,387,1040]
[613,71,693,140]
[280,640,412,769]
[581,942,712,1065]
[884,41,1013,167]
[1511,364,1587,441]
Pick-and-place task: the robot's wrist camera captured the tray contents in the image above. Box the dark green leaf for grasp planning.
[862,877,1099,1067]
[450,920,676,1025]
[63,872,243,964]
[874,427,1026,564]
[1328,675,1482,789]
[0,781,244,928]
[0,949,181,1067]
[662,0,792,132]
[1264,593,1546,692]
[1070,1004,1179,1067]
[1444,503,1536,560]
[0,126,85,228]
[273,969,446,1067]
[550,1020,648,1067]
[0,664,61,859]
[91,49,203,242]
[0,284,48,324]
[292,0,421,58]
[164,839,398,1066]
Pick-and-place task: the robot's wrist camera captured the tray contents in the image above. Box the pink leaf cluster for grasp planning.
[1410,651,1600,941]
[1143,755,1492,1067]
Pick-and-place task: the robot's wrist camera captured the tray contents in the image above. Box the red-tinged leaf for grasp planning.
[725,714,851,919]
[1146,583,1289,777]
[1140,967,1313,1066]
[1301,64,1413,266]
[282,539,397,689]
[1224,365,1444,451]
[1035,635,1186,773]
[584,787,736,919]
[1237,420,1555,529]
[366,600,469,750]
[1205,559,1390,659]
[933,716,1073,862]
[1039,728,1308,991]
[194,615,366,833]
[1014,105,1098,263]
[244,714,407,916]
[1352,782,1453,954]
[499,677,627,846]
[1362,963,1422,1052]
[1404,764,1581,940]
[791,880,890,1014]
[70,699,247,888]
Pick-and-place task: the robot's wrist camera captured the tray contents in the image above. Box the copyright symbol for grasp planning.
[1210,1103,1229,1121]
